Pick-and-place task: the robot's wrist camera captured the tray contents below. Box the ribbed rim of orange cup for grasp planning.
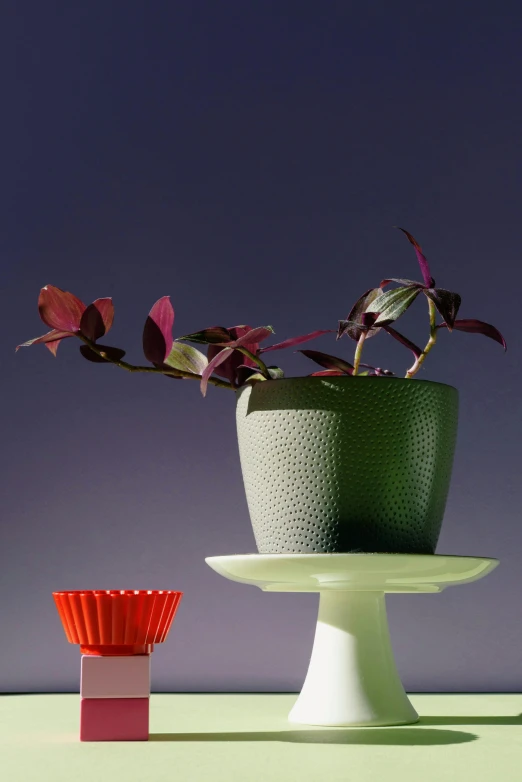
[52,590,183,655]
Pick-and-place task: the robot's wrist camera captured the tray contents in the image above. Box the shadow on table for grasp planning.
[420,715,522,726]
[150,727,476,746]
[150,714,522,745]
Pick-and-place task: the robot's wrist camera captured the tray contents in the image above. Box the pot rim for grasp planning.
[236,375,458,393]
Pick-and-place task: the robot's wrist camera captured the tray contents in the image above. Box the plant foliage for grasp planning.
[17,230,506,393]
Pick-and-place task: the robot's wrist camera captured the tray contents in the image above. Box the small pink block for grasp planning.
[81,655,151,699]
[80,698,149,741]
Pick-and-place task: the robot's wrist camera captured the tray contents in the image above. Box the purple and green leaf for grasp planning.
[177,327,232,345]
[360,364,395,376]
[382,325,423,358]
[437,319,507,349]
[423,288,461,329]
[339,289,383,341]
[380,278,424,288]
[366,286,422,326]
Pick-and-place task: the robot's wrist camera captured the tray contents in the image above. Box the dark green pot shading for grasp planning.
[236,377,458,554]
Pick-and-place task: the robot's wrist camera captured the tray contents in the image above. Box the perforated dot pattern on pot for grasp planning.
[236,377,458,554]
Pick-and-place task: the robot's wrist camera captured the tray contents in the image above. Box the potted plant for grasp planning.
[18,229,505,555]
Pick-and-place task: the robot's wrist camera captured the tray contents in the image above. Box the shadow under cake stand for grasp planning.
[205,553,498,727]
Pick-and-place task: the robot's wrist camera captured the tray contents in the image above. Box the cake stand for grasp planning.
[205,553,498,727]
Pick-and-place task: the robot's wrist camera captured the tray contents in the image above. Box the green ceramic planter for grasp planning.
[236,377,459,554]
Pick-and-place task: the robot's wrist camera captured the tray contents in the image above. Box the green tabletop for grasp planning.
[1,694,521,782]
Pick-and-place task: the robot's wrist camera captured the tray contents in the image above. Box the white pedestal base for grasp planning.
[205,553,498,727]
[289,591,417,726]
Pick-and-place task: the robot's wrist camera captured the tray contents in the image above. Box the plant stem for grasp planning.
[236,346,271,378]
[77,336,235,390]
[405,297,437,378]
[352,332,367,376]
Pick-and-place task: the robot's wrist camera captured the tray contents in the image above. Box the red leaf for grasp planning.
[395,227,435,288]
[201,347,234,396]
[310,369,346,377]
[80,298,114,341]
[38,286,86,332]
[259,329,334,354]
[45,339,64,357]
[143,296,175,364]
[16,329,73,355]
[299,350,354,374]
[79,345,127,363]
[437,319,507,350]
[231,326,274,348]
[207,325,258,384]
[227,325,256,345]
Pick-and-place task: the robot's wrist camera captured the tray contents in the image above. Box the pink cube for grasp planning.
[80,698,149,741]
[81,654,151,699]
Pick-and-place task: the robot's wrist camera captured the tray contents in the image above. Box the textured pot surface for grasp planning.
[236,377,458,554]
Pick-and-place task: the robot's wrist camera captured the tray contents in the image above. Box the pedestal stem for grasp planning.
[289,591,418,727]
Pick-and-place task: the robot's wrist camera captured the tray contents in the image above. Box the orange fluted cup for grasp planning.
[53,590,183,655]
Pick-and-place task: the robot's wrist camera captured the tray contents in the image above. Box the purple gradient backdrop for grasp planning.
[2,1,521,693]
